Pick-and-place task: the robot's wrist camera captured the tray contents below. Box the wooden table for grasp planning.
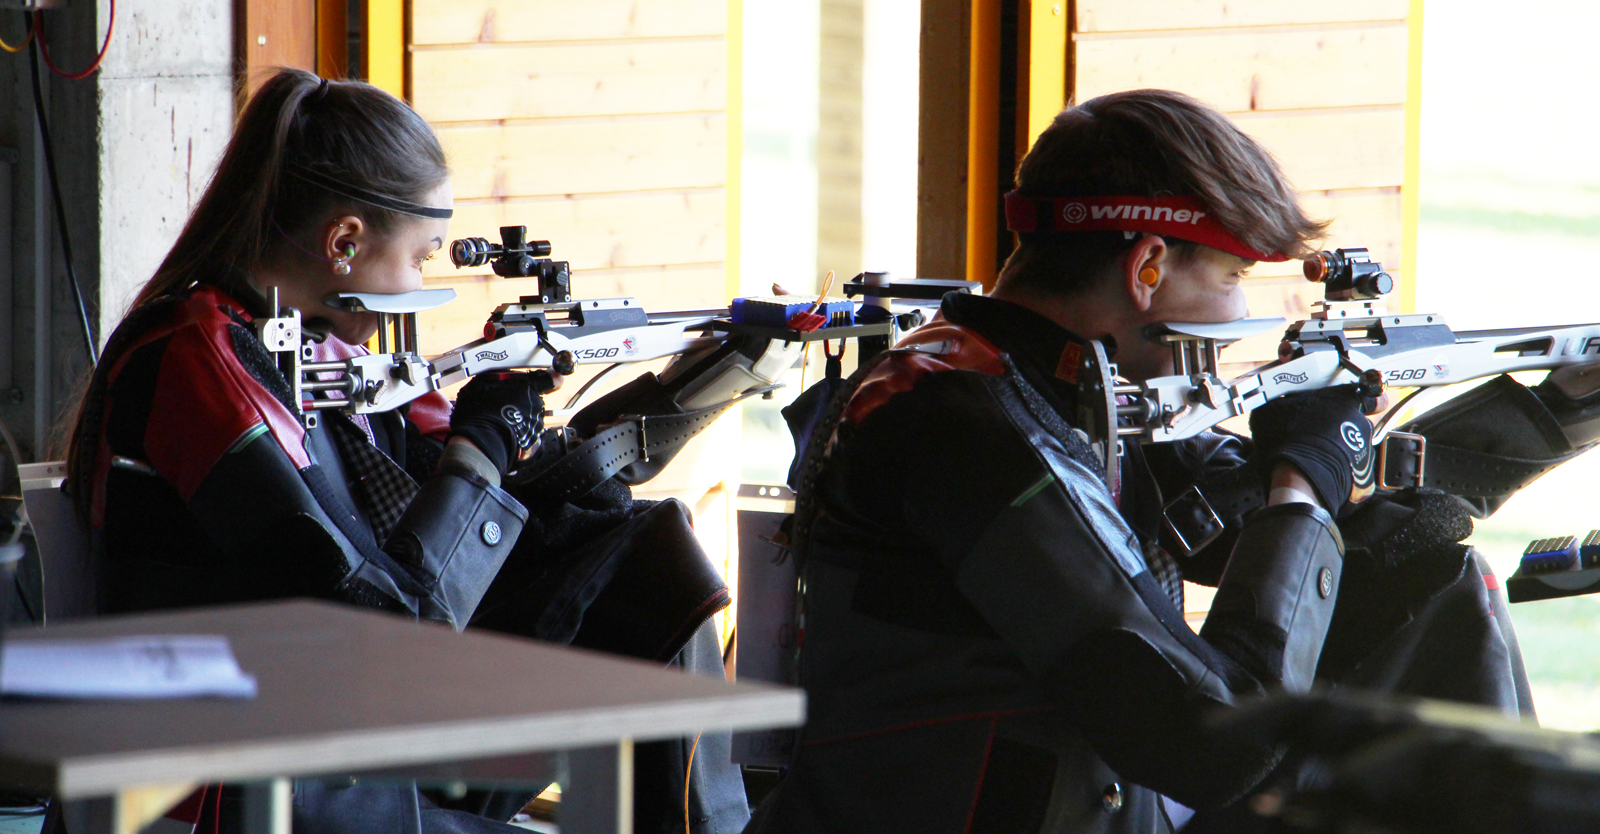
[0,600,804,834]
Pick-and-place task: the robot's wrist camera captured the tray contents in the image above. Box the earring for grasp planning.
[1138,267,1160,287]
[333,244,355,276]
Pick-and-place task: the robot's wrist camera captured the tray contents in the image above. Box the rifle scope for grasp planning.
[450,225,552,269]
[450,225,572,303]
[1303,247,1393,302]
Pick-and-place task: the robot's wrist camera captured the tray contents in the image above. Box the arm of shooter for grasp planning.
[841,371,1343,809]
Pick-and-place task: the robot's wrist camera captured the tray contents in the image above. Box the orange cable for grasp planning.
[0,12,33,53]
[684,731,702,834]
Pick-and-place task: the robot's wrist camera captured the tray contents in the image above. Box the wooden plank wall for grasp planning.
[407,1,739,608]
[237,0,316,96]
[1072,0,1410,365]
[819,0,865,278]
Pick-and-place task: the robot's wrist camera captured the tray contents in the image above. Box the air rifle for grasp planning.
[1078,246,1600,503]
[254,225,975,492]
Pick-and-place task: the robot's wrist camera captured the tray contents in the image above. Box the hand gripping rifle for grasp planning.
[253,225,972,496]
[1078,246,1600,545]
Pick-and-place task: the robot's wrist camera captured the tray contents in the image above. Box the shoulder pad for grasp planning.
[844,322,1006,425]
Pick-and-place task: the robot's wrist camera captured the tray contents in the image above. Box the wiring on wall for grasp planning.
[35,0,114,80]
[26,13,104,364]
[0,12,32,54]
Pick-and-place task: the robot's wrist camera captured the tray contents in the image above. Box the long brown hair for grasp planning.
[64,68,449,512]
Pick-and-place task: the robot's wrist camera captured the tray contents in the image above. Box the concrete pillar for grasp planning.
[97,1,234,336]
[0,1,232,459]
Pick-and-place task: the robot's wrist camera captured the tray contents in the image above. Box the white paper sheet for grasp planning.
[0,635,258,699]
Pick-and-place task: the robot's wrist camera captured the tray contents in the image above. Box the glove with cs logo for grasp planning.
[449,371,558,474]
[1248,384,1376,513]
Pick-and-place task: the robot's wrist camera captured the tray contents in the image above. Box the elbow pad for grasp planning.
[1202,503,1344,692]
[385,467,528,630]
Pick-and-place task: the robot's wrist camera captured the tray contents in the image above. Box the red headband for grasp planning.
[1003,192,1287,262]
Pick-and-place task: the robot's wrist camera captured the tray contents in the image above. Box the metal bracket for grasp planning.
[1076,339,1121,496]
[255,289,310,428]
[1377,430,1427,491]
[1161,485,1225,558]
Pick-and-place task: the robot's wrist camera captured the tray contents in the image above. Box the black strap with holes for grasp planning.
[515,390,772,504]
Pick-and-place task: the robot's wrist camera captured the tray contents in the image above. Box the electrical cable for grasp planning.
[28,40,99,364]
[34,0,114,80]
[0,11,33,53]
[683,731,702,834]
[189,785,208,834]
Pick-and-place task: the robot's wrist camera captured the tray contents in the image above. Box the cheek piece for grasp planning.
[1003,192,1288,263]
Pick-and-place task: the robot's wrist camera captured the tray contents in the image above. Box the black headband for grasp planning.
[286,164,453,220]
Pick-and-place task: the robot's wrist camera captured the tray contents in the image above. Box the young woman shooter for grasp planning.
[63,69,550,834]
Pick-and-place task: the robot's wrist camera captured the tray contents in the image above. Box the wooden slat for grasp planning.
[412,41,726,124]
[1227,270,1406,364]
[1074,24,1406,112]
[1225,279,1320,364]
[411,0,726,46]
[440,117,725,200]
[1077,0,1407,33]
[367,0,405,98]
[1026,0,1070,146]
[1303,191,1402,264]
[316,0,348,78]
[240,0,315,96]
[417,265,728,352]
[425,192,725,279]
[1233,108,1405,193]
[818,0,865,278]
[1240,190,1402,281]
[918,0,973,283]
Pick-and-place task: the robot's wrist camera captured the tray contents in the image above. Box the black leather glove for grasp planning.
[450,371,556,473]
[1249,384,1376,513]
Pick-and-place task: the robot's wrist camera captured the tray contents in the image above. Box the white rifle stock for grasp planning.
[1086,247,1600,495]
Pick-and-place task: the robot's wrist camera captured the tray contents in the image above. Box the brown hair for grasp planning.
[63,68,449,511]
[995,89,1326,297]
[133,68,449,315]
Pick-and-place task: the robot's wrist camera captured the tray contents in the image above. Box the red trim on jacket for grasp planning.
[93,287,309,525]
[843,319,1007,426]
[402,389,453,442]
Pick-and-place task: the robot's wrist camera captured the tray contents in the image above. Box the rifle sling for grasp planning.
[517,400,741,504]
[1419,443,1581,500]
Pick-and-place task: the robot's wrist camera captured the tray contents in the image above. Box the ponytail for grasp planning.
[64,68,449,516]
[134,68,448,315]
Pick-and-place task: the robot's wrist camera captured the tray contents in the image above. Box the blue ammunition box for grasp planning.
[1520,536,1578,574]
[731,296,856,330]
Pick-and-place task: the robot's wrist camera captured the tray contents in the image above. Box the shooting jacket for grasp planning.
[82,285,751,834]
[748,294,1349,834]
[87,286,525,629]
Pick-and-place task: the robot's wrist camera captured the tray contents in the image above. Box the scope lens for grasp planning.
[450,237,492,268]
[1303,252,1332,283]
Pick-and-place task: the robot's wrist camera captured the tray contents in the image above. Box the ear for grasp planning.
[323,215,366,261]
[1122,235,1170,312]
